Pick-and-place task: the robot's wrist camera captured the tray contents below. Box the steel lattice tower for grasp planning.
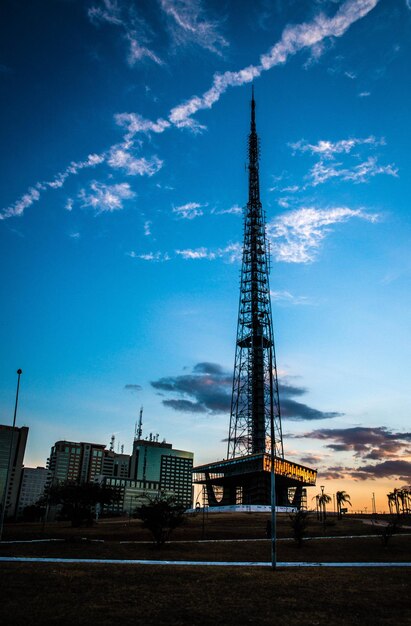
[227,89,284,461]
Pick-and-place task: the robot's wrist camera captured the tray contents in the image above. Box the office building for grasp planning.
[48,440,106,483]
[16,466,51,517]
[130,436,193,507]
[0,424,28,519]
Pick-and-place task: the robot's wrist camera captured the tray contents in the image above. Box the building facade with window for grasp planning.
[48,441,106,483]
[130,438,193,507]
[16,466,51,517]
[0,424,28,519]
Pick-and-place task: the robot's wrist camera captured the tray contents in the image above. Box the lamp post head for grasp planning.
[17,369,22,375]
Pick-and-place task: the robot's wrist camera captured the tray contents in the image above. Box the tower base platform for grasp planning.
[193,453,317,509]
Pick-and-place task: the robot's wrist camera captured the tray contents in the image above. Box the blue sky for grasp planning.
[1,0,410,510]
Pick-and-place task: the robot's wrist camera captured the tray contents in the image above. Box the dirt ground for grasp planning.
[2,512,406,542]
[1,514,410,625]
[1,563,410,625]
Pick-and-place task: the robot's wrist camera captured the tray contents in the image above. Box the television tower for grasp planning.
[227,88,284,460]
[192,91,316,508]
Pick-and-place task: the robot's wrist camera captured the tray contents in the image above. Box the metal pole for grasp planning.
[0,369,23,542]
[268,348,277,570]
[270,447,276,569]
[201,485,205,540]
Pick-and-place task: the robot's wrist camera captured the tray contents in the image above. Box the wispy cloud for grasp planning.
[127,250,170,261]
[160,0,228,55]
[65,198,74,212]
[108,144,163,176]
[289,136,383,159]
[268,206,379,263]
[309,156,398,186]
[168,0,379,129]
[212,205,243,216]
[270,290,316,306]
[288,135,397,188]
[144,220,152,236]
[358,91,371,97]
[88,0,163,66]
[0,153,105,220]
[173,202,205,219]
[176,247,212,259]
[114,113,171,141]
[2,0,379,220]
[79,181,135,213]
[176,242,241,263]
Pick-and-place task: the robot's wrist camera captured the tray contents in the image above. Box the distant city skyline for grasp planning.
[1,0,410,512]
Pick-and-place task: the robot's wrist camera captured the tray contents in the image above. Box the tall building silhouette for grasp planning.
[0,424,28,518]
[193,93,317,508]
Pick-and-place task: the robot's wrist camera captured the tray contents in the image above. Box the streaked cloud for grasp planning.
[65,198,74,212]
[152,363,342,420]
[79,181,135,213]
[295,426,411,460]
[108,144,163,176]
[176,247,212,259]
[267,206,380,263]
[168,0,379,130]
[127,250,170,261]
[124,383,142,392]
[2,0,379,219]
[309,156,398,186]
[160,0,228,55]
[212,205,243,216]
[88,0,163,66]
[172,201,205,219]
[352,460,411,481]
[289,136,383,159]
[0,153,104,220]
[114,112,171,141]
[270,290,316,306]
[176,242,242,263]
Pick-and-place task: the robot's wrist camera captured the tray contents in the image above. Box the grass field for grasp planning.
[1,514,410,625]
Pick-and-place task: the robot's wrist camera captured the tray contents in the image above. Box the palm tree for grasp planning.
[387,492,395,515]
[318,491,332,521]
[393,489,401,516]
[336,490,352,520]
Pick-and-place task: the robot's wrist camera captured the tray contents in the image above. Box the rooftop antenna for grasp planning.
[135,406,143,441]
[110,435,115,452]
[121,444,124,454]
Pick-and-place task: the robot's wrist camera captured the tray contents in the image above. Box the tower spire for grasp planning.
[227,90,284,459]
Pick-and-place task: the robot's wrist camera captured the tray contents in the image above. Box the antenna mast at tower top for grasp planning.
[135,406,143,441]
[227,89,284,460]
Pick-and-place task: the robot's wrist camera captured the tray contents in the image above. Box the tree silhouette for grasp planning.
[387,487,411,516]
[134,492,186,546]
[336,490,351,519]
[47,481,120,527]
[289,510,310,547]
[318,491,332,521]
